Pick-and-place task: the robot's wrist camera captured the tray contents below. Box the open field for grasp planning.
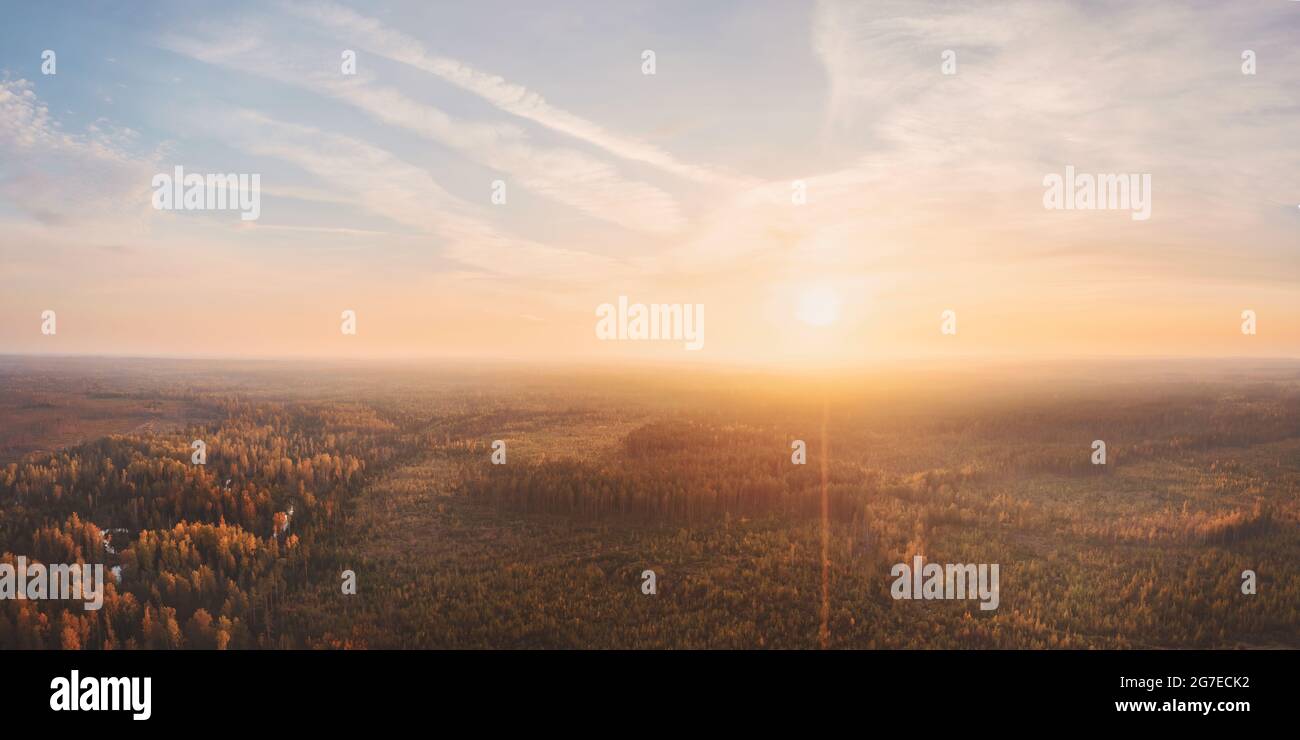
[1,356,1296,648]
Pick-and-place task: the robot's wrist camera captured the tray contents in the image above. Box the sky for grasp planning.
[0,0,1296,366]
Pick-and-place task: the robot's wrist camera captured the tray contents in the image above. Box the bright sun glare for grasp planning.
[795,285,841,327]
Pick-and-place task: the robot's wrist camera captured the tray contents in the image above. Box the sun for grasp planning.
[795,284,841,327]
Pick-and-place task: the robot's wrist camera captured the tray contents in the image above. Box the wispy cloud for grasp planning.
[811,0,1299,240]
[163,29,687,234]
[283,0,751,189]
[222,110,622,280]
[0,79,157,232]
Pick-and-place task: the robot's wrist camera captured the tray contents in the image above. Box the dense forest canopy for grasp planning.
[0,358,1296,648]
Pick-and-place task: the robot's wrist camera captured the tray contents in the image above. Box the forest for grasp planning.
[0,356,1296,648]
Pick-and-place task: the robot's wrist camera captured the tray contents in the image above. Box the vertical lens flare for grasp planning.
[819,395,831,649]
